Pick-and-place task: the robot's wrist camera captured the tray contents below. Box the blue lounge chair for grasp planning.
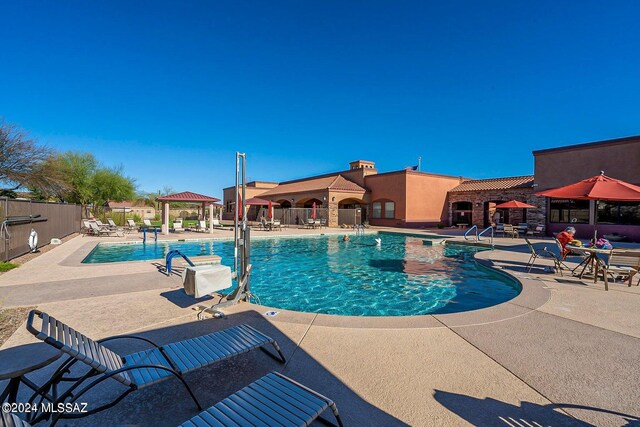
[25,310,285,425]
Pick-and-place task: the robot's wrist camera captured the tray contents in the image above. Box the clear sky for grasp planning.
[2,1,639,198]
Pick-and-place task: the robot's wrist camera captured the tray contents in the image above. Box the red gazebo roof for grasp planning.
[156,191,221,203]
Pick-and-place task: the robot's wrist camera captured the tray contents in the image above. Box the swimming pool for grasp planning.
[83,233,521,316]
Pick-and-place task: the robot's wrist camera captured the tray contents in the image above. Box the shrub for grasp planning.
[436,223,445,229]
[0,262,18,272]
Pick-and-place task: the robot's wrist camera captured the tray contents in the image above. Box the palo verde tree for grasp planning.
[43,151,136,215]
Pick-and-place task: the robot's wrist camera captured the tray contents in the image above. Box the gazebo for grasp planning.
[156,191,221,235]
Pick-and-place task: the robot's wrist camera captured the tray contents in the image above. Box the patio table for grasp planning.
[0,343,61,404]
[566,244,612,285]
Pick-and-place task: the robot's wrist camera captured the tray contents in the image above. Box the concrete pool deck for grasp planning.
[0,228,639,426]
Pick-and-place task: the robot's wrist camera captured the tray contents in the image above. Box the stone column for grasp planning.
[209,203,214,233]
[162,202,170,234]
[328,201,339,227]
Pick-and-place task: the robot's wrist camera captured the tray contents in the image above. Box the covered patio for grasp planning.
[156,191,221,234]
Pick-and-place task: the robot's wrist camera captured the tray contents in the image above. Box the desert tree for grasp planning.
[0,120,67,196]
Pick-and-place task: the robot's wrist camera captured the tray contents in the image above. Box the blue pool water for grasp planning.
[83,233,521,316]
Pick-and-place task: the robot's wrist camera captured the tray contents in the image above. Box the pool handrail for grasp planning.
[464,225,478,241]
[165,250,195,274]
[478,226,494,246]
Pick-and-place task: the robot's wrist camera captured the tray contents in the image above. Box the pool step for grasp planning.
[173,254,222,267]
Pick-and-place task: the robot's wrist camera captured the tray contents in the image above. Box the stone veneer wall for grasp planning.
[447,189,546,228]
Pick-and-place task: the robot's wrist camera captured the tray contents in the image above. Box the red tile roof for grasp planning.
[259,174,366,197]
[156,191,221,202]
[449,175,535,192]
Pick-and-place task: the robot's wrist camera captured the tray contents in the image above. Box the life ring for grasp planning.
[28,229,38,252]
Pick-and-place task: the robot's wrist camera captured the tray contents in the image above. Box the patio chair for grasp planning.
[196,220,207,232]
[179,371,343,427]
[24,310,286,425]
[272,219,282,230]
[211,219,228,229]
[126,219,138,232]
[494,223,504,237]
[89,222,122,237]
[173,222,185,233]
[306,219,316,229]
[596,249,640,291]
[524,237,564,275]
[526,224,545,237]
[81,220,94,236]
[95,219,109,229]
[503,224,518,238]
[142,219,153,228]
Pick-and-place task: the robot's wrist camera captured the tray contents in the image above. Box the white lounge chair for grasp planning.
[143,219,153,228]
[173,222,185,233]
[211,219,229,229]
[89,221,122,237]
[197,220,207,232]
[107,218,124,232]
[126,219,138,232]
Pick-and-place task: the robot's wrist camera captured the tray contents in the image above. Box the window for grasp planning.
[549,199,590,224]
[384,201,395,219]
[597,201,640,225]
[372,202,382,219]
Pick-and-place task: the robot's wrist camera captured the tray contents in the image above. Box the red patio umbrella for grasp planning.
[493,200,536,228]
[237,189,243,221]
[494,200,536,209]
[536,172,640,240]
[311,202,317,220]
[267,200,273,219]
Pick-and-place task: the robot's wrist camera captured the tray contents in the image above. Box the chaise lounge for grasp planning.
[25,310,286,425]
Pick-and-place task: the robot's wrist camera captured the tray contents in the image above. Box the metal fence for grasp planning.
[0,198,82,261]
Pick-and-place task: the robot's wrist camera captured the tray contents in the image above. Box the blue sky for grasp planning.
[2,1,639,198]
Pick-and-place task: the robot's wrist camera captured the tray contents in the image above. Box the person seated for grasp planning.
[556,226,576,259]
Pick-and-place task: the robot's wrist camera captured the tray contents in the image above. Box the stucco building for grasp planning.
[222,160,464,227]
[447,176,546,228]
[533,135,640,241]
[221,135,640,240]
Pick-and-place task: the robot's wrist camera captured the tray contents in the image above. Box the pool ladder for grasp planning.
[464,225,478,241]
[464,225,494,246]
[478,226,494,246]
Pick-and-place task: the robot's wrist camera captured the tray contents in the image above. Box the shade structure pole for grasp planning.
[594,200,598,242]
[208,203,214,233]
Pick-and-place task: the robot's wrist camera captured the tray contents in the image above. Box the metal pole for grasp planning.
[234,154,239,276]
[4,198,8,262]
[418,156,422,172]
